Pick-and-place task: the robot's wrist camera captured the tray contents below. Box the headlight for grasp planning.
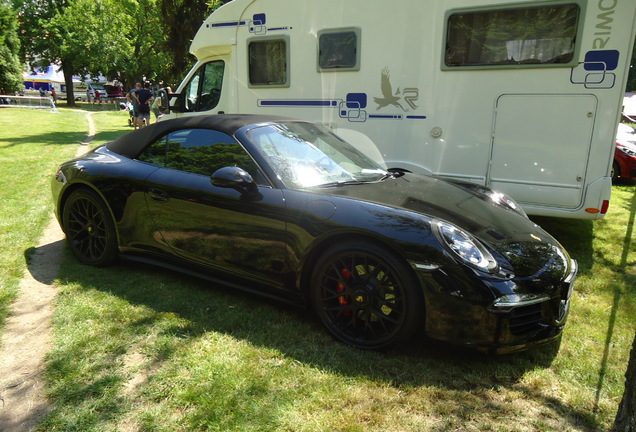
[434,221,498,273]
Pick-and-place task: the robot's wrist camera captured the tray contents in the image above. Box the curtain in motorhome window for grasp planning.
[445,3,580,68]
[318,29,361,71]
[249,39,288,86]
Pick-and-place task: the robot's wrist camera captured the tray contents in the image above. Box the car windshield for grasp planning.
[246,122,388,188]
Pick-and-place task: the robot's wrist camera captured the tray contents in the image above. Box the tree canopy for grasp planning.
[0,1,22,93]
[11,0,229,104]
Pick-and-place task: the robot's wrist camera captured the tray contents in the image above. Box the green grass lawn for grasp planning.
[0,107,129,328]
[1,107,634,431]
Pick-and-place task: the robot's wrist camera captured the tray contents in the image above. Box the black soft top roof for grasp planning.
[106,114,295,159]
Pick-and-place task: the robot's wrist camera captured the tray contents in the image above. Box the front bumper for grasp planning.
[416,259,577,354]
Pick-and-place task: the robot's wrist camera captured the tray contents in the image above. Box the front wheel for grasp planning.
[62,188,118,267]
[310,241,423,350]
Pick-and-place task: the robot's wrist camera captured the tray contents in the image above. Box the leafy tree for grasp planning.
[46,0,119,102]
[12,0,229,99]
[14,0,134,104]
[0,1,22,93]
[110,0,171,89]
[159,0,210,86]
[158,0,231,87]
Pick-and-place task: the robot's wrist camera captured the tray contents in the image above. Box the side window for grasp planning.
[248,38,289,86]
[183,61,225,112]
[318,28,361,71]
[137,137,167,166]
[138,128,264,184]
[444,3,581,69]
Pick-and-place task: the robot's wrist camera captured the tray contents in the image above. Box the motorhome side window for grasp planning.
[248,39,288,86]
[318,28,361,71]
[444,3,581,68]
[183,61,225,112]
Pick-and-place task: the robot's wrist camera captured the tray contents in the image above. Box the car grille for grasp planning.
[509,303,545,335]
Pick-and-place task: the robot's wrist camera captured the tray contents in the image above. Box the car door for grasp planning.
[139,127,289,290]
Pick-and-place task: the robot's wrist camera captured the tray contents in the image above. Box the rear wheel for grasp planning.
[62,189,118,267]
[310,241,423,350]
[612,160,621,182]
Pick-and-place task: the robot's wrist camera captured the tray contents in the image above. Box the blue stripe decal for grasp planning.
[259,100,340,107]
[258,95,427,122]
[369,114,403,119]
[210,20,248,28]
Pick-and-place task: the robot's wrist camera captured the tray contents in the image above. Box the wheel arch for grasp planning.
[297,231,421,304]
[58,181,120,243]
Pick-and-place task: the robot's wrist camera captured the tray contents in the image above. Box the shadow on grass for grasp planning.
[30,242,603,431]
[534,183,636,420]
[29,185,636,431]
[0,131,89,148]
[594,185,636,411]
[93,130,131,144]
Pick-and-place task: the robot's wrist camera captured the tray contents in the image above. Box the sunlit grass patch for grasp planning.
[0,109,84,327]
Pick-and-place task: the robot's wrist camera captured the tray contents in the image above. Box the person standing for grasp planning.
[126,83,142,129]
[136,82,154,128]
[151,86,171,123]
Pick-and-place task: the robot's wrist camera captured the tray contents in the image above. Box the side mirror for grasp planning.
[157,88,170,113]
[159,89,184,114]
[211,166,260,199]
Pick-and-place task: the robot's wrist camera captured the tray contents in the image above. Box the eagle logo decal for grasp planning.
[374,68,407,111]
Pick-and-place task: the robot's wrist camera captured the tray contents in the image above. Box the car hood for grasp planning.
[310,173,570,279]
[617,141,636,154]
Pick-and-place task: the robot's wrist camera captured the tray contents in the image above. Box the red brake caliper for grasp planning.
[338,268,352,316]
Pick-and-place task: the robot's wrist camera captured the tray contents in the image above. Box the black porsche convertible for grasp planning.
[51,114,577,353]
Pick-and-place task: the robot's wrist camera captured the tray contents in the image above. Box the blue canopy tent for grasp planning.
[22,65,65,93]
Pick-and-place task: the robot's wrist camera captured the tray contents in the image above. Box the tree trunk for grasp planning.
[60,58,77,107]
[613,332,636,432]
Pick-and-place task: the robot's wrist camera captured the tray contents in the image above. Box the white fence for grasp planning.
[76,97,127,110]
[0,95,58,113]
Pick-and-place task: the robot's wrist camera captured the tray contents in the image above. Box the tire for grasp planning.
[62,188,118,267]
[310,241,423,350]
[612,160,620,182]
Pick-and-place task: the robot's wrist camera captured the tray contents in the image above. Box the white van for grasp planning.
[161,0,636,219]
[73,82,108,100]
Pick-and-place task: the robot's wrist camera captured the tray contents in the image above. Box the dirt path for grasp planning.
[0,113,96,432]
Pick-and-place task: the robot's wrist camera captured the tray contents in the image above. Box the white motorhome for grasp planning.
[161,0,636,219]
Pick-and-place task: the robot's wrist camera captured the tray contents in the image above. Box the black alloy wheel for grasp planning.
[62,188,118,267]
[311,241,423,350]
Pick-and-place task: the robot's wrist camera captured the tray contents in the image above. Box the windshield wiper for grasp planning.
[315,180,365,188]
